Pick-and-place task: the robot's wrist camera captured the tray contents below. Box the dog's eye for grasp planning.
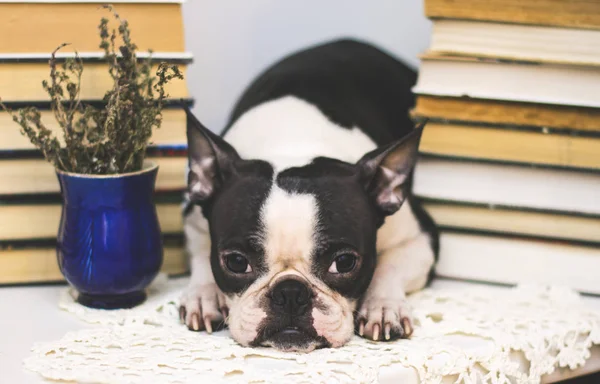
[328,254,357,274]
[225,253,252,274]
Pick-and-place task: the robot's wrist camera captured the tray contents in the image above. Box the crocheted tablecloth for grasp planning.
[23,275,600,383]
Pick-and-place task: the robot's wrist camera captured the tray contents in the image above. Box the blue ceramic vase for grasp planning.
[56,162,163,309]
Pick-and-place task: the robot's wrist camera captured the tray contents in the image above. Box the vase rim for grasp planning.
[55,160,158,179]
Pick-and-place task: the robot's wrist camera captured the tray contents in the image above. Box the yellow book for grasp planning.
[0,156,187,195]
[412,96,600,133]
[0,201,183,241]
[422,201,600,244]
[424,0,600,30]
[0,1,186,54]
[0,242,188,285]
[420,122,600,170]
[0,108,186,151]
[0,62,188,102]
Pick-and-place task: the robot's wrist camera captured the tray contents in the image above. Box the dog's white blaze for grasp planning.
[260,184,318,272]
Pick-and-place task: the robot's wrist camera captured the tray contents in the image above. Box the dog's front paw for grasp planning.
[179,283,228,333]
[356,297,413,341]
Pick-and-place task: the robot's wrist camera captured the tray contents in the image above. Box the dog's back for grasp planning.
[223,39,417,147]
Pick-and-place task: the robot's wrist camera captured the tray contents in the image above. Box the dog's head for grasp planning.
[184,107,423,352]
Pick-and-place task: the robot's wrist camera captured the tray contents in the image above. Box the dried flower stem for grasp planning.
[0,4,183,174]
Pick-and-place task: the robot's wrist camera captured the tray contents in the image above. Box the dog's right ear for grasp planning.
[183,104,240,203]
[356,120,426,216]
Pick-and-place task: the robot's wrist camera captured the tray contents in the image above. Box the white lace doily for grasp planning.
[24,275,600,384]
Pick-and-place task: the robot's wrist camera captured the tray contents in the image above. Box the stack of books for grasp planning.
[0,0,190,284]
[412,0,600,294]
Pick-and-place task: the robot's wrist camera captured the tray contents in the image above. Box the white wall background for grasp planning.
[181,0,432,133]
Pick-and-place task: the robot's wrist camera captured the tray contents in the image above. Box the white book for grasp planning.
[412,55,600,108]
[436,232,600,295]
[430,19,600,66]
[413,157,600,216]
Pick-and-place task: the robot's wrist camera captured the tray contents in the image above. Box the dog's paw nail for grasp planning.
[221,307,229,321]
[191,313,200,331]
[358,320,365,336]
[204,317,213,334]
[384,323,391,340]
[402,317,413,337]
[179,306,186,324]
[372,323,380,341]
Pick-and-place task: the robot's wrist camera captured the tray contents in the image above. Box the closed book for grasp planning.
[0,155,187,195]
[0,1,186,54]
[413,157,600,216]
[0,237,188,285]
[435,231,600,295]
[413,54,600,108]
[424,0,600,31]
[0,61,188,102]
[420,122,600,170]
[412,96,600,133]
[0,196,183,241]
[421,200,600,245]
[429,19,600,66]
[0,108,186,151]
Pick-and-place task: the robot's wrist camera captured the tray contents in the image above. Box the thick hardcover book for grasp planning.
[412,96,600,133]
[0,193,184,241]
[419,122,600,170]
[424,0,600,31]
[435,231,600,295]
[420,199,600,245]
[0,62,188,102]
[429,19,600,66]
[0,154,187,195]
[0,1,186,54]
[413,157,600,216]
[413,54,600,108]
[0,108,187,151]
[0,236,188,285]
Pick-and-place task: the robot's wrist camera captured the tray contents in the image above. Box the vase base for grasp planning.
[77,291,147,309]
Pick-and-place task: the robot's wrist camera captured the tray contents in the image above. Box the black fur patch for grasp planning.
[203,159,274,295]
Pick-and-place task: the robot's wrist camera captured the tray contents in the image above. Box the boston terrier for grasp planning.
[179,39,438,352]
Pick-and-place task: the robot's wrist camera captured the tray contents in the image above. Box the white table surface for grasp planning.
[1,278,599,384]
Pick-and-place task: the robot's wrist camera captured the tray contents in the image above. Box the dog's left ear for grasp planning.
[183,104,241,204]
[357,121,426,215]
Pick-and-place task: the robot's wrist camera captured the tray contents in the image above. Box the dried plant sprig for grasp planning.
[0,4,184,174]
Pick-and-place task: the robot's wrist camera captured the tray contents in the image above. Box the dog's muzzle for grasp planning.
[255,277,328,350]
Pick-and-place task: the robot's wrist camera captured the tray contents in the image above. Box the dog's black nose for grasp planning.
[270,279,311,312]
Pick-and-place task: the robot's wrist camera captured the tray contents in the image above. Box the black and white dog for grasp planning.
[179,39,438,352]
